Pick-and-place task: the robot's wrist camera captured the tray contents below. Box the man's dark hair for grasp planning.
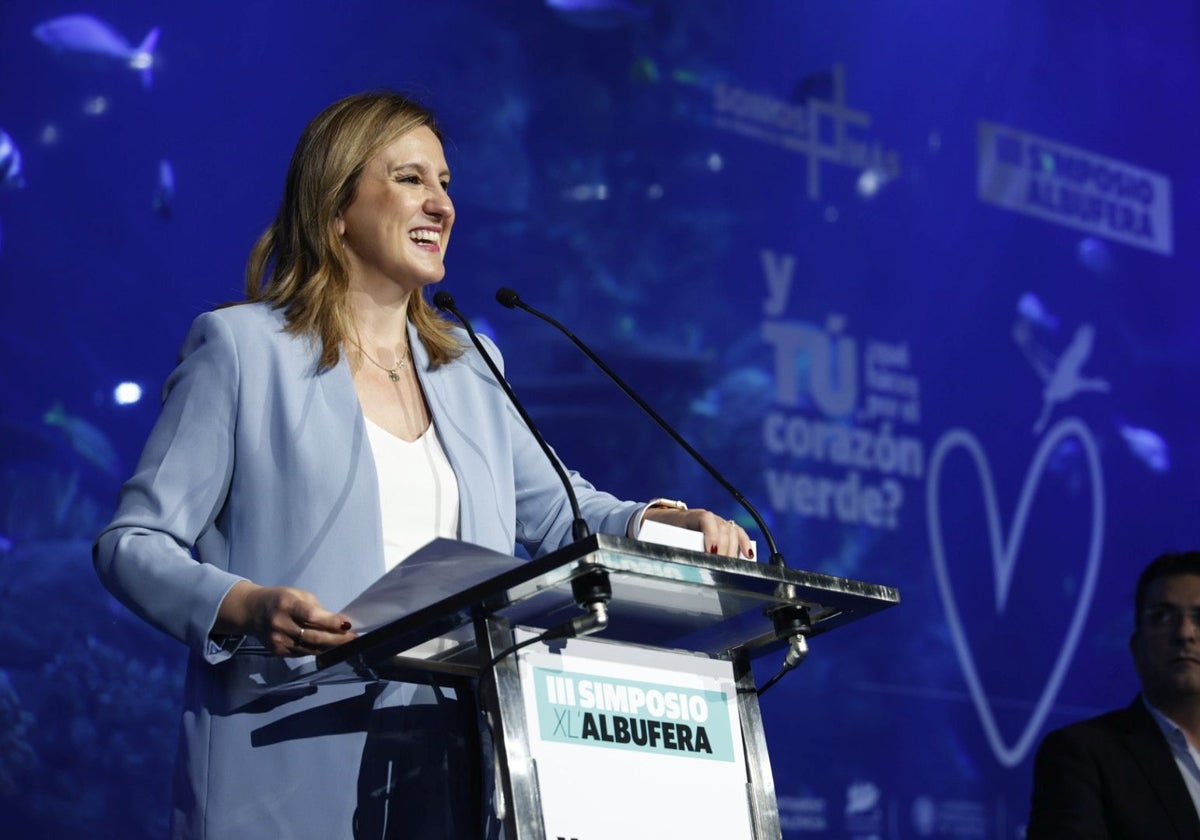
[1134,551,1200,624]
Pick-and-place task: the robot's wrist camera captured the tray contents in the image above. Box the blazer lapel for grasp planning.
[410,323,477,547]
[1121,698,1200,837]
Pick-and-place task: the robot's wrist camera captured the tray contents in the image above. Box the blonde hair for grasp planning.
[245,90,462,369]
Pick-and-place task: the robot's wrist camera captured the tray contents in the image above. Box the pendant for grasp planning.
[388,369,400,382]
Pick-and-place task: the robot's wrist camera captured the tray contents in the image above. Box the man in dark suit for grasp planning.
[1028,551,1200,838]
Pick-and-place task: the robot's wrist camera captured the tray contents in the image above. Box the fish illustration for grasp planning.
[154,159,175,219]
[629,56,660,84]
[545,0,651,30]
[0,130,25,189]
[1017,291,1059,331]
[845,780,881,815]
[33,14,160,88]
[1118,422,1170,473]
[1031,323,1110,434]
[43,401,122,477]
[690,366,773,420]
[1077,236,1114,275]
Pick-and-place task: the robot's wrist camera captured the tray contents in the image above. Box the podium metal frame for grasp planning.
[281,534,899,839]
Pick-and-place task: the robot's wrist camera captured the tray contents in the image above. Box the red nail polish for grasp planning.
[747,548,755,559]
[341,621,352,631]
[709,544,718,554]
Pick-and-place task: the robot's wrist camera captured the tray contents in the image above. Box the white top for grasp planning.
[364,417,460,571]
[1145,697,1200,820]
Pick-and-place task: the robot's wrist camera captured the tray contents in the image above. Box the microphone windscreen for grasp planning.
[432,290,455,311]
[495,287,521,308]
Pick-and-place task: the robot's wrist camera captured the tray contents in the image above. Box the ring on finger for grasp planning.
[298,627,306,644]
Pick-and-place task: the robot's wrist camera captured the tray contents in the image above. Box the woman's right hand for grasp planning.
[215,580,358,656]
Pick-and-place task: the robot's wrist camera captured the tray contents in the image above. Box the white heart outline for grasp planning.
[926,417,1105,768]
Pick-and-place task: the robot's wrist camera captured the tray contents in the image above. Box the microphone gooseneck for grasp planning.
[433,290,590,542]
[495,287,808,697]
[495,286,786,568]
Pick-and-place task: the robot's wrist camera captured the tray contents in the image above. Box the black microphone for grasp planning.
[495,286,786,568]
[433,290,590,542]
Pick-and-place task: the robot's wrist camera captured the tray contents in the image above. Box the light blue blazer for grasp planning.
[94,302,643,839]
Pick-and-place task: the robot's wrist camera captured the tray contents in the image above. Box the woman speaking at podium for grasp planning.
[94,90,749,839]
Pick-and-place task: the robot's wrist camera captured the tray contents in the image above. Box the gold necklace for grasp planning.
[352,340,410,382]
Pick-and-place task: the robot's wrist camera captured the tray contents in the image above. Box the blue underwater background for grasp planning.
[3,1,1199,837]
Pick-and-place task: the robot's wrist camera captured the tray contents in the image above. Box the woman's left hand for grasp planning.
[642,506,754,560]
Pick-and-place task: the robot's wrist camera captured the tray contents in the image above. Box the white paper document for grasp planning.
[338,524,754,638]
[338,538,525,635]
[638,519,757,560]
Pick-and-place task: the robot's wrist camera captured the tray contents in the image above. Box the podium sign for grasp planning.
[518,633,754,839]
[278,534,899,838]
